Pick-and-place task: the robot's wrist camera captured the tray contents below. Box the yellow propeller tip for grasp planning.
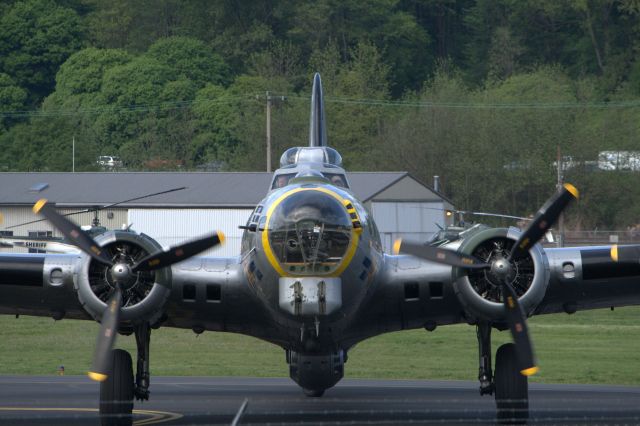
[611,245,618,262]
[33,199,48,214]
[88,371,108,382]
[217,231,226,244]
[563,183,579,199]
[392,238,402,255]
[520,366,539,377]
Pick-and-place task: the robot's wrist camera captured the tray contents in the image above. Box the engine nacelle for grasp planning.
[452,227,549,322]
[75,230,171,325]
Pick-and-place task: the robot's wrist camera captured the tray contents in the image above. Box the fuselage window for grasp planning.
[324,173,348,188]
[272,173,296,189]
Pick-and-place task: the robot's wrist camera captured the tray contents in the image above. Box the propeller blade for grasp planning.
[501,282,538,376]
[509,183,579,260]
[611,244,640,263]
[33,199,113,267]
[88,284,122,382]
[393,239,490,269]
[132,231,225,272]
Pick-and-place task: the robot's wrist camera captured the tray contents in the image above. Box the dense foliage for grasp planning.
[1,0,640,228]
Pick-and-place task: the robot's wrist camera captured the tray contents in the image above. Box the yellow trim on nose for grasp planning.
[520,366,539,376]
[261,186,360,278]
[33,199,48,214]
[610,245,618,262]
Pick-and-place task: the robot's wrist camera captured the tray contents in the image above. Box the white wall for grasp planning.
[128,209,252,257]
[372,201,445,253]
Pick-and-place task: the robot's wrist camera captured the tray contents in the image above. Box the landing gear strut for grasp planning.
[495,343,529,424]
[476,323,494,395]
[134,322,151,400]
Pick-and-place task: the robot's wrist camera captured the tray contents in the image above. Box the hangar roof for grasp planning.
[0,172,450,208]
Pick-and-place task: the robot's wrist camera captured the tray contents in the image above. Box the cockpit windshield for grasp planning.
[271,172,349,189]
[267,190,352,275]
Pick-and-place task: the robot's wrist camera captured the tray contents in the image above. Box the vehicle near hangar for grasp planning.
[597,150,640,171]
[97,155,123,169]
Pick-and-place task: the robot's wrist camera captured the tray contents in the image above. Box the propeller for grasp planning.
[132,232,225,272]
[88,283,122,382]
[33,199,114,267]
[394,183,579,376]
[32,199,225,381]
[392,240,490,269]
[509,184,579,260]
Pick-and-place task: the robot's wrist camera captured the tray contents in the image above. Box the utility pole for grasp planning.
[266,91,272,172]
[72,136,75,173]
[261,92,286,172]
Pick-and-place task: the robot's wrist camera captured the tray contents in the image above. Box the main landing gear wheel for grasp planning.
[303,388,325,397]
[100,349,134,426]
[495,343,528,424]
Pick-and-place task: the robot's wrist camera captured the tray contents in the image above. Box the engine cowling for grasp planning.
[75,230,171,324]
[452,226,549,322]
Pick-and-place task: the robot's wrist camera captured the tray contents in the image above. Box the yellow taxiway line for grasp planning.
[0,407,183,425]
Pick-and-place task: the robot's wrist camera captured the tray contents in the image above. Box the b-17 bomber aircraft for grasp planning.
[1,73,640,425]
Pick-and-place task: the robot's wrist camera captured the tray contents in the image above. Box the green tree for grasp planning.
[192,75,295,171]
[146,37,230,88]
[0,74,28,132]
[0,0,85,104]
[51,47,132,105]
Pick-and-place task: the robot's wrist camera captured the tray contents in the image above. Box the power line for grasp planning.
[4,93,640,118]
[0,95,253,118]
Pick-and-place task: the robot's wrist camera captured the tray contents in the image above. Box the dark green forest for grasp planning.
[1,0,640,229]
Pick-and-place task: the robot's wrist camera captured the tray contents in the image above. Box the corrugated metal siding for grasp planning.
[372,201,444,253]
[0,206,128,253]
[128,209,252,257]
[0,206,128,236]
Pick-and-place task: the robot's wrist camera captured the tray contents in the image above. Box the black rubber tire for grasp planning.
[303,388,325,397]
[495,343,528,424]
[100,349,134,426]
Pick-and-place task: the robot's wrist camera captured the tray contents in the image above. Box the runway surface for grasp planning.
[0,376,638,425]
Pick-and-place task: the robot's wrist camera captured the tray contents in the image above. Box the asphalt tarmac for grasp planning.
[0,376,638,425]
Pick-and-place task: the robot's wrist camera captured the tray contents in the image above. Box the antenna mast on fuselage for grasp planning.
[309,73,327,147]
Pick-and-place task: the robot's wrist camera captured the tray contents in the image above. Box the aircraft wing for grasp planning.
[0,251,280,343]
[0,253,89,319]
[534,244,640,314]
[344,242,640,349]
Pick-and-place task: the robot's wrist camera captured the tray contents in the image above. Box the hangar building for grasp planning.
[0,172,454,255]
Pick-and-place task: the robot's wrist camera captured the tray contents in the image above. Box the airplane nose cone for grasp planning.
[264,188,356,276]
